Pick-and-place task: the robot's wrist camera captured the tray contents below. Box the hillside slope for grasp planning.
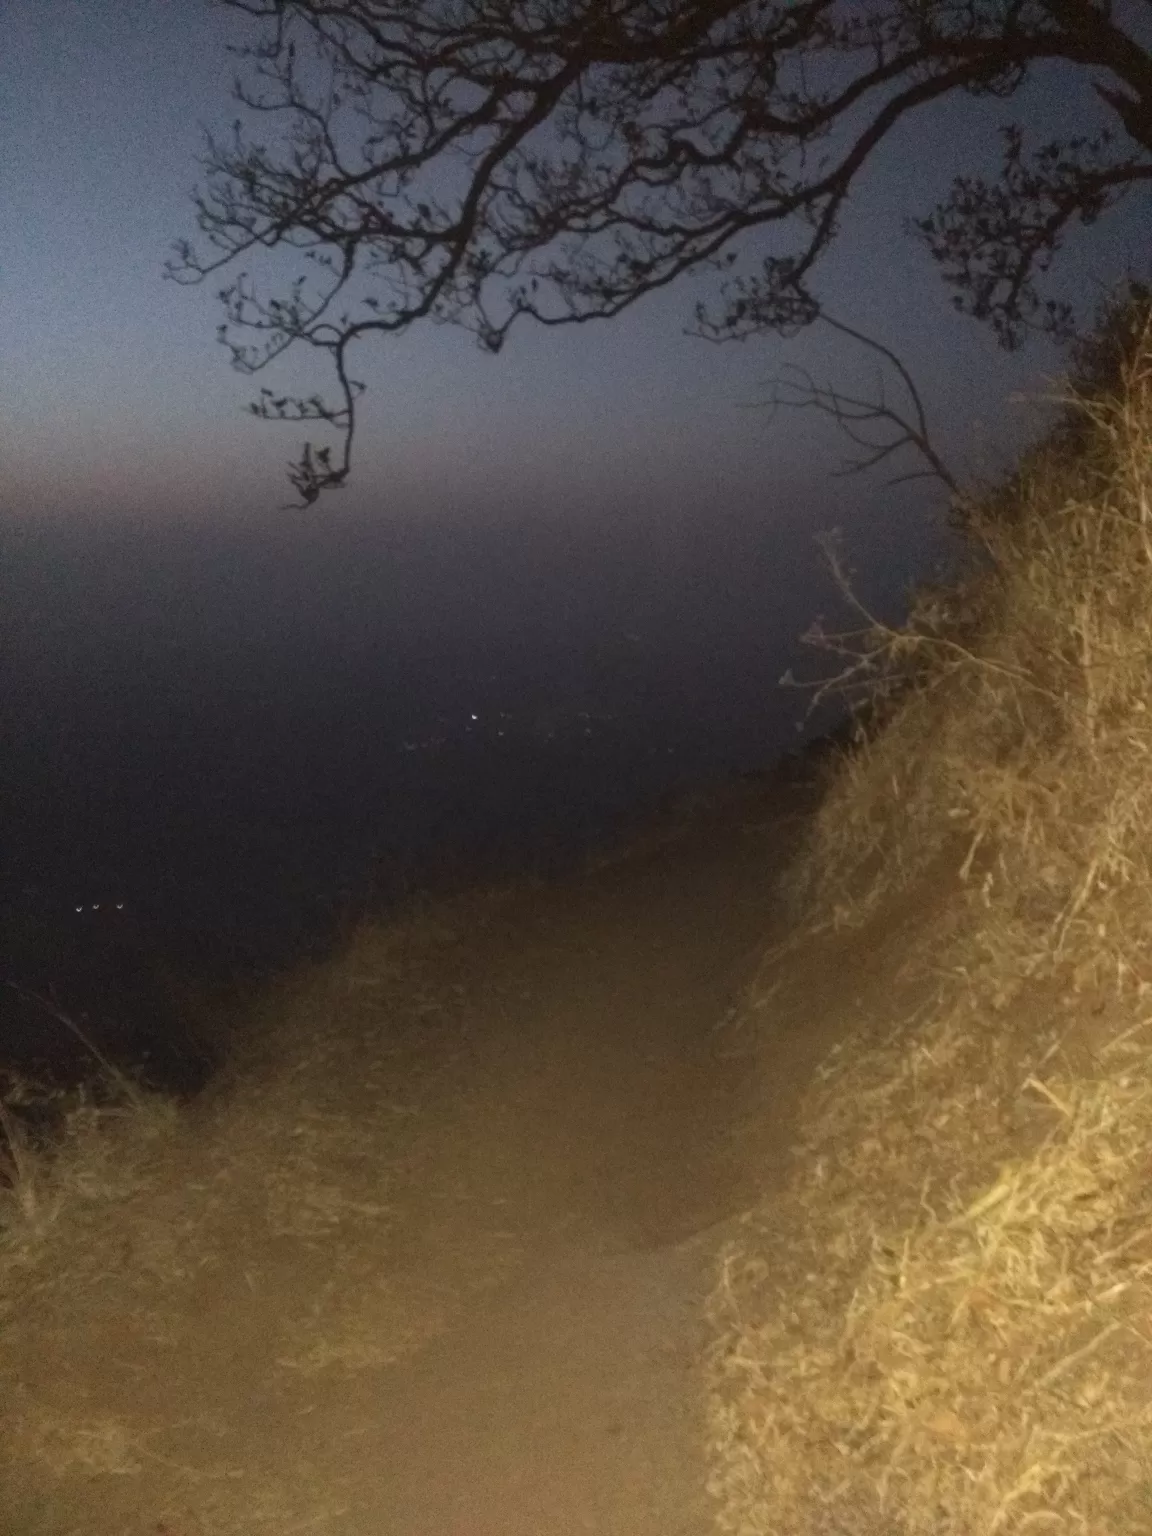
[706,320,1152,1536]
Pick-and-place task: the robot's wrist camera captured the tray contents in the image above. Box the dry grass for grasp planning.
[0,1077,180,1256]
[706,989,1152,1536]
[786,318,1152,956]
[705,320,1152,1535]
[0,889,517,1534]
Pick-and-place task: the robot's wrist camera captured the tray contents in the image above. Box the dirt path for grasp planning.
[343,791,803,1536]
[3,781,826,1535]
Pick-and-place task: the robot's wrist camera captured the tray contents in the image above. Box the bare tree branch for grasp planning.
[171,1,1152,502]
[752,309,960,494]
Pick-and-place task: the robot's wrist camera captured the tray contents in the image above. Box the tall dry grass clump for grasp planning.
[706,312,1152,1536]
[792,310,1152,994]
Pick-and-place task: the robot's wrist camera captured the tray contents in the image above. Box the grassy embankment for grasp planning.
[705,312,1152,1534]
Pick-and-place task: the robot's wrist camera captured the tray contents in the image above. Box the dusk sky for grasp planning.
[6,0,1144,534]
[2,1,1148,975]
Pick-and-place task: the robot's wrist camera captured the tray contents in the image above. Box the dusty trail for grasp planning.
[3,781,829,1535]
[306,785,815,1535]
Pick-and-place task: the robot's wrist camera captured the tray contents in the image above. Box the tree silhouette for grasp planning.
[170,1,1152,505]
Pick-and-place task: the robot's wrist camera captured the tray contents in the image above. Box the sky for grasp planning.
[1,1,1149,975]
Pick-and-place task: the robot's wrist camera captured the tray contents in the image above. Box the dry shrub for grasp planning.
[789,318,1152,986]
[0,888,521,1535]
[0,1077,180,1293]
[706,323,1152,1535]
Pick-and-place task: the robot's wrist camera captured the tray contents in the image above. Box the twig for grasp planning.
[3,981,142,1104]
